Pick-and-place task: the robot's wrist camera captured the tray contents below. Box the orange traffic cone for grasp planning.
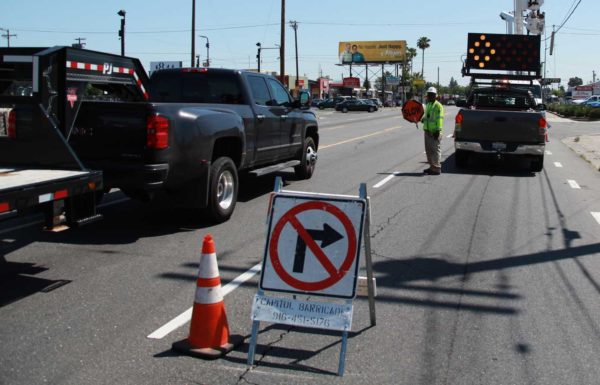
[172,234,243,359]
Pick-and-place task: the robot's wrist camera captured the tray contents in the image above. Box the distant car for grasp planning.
[310,98,323,107]
[446,99,456,106]
[317,97,347,109]
[368,98,383,108]
[583,101,600,108]
[335,99,377,113]
[573,95,600,105]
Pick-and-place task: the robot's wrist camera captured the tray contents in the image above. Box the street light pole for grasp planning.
[256,42,261,72]
[117,10,126,56]
[199,35,209,67]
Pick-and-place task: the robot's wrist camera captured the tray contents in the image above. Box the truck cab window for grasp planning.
[267,78,291,107]
[248,76,271,106]
[149,72,244,105]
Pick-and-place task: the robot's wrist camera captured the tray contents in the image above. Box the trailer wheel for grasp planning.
[294,136,317,179]
[205,157,238,223]
[530,155,544,172]
[455,149,469,168]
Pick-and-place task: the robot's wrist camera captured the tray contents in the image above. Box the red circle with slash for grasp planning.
[269,201,357,291]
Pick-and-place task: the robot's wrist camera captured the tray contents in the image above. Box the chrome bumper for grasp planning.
[455,141,545,156]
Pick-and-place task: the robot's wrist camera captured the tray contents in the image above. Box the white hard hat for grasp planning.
[427,86,437,94]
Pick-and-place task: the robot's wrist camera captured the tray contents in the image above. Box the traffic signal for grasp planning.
[465,33,540,73]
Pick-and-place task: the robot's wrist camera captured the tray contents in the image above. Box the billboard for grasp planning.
[465,33,540,73]
[339,41,406,64]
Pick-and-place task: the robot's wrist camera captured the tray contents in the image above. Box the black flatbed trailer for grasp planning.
[0,46,146,227]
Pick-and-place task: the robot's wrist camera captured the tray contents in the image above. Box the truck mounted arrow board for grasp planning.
[260,192,366,298]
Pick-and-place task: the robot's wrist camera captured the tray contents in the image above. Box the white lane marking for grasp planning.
[592,212,600,226]
[373,174,395,188]
[147,262,262,339]
[446,134,453,138]
[545,151,553,155]
[554,162,563,168]
[567,180,581,189]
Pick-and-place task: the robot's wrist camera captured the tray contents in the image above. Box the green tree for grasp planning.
[448,77,459,93]
[363,78,371,91]
[417,37,431,80]
[406,47,418,75]
[568,77,583,87]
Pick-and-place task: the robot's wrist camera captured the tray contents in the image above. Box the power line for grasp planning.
[554,0,582,34]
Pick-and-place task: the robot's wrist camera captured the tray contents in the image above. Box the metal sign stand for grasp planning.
[247,177,376,376]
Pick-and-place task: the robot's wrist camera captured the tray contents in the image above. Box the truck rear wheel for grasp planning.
[530,155,544,172]
[455,149,469,168]
[206,157,238,223]
[294,136,317,179]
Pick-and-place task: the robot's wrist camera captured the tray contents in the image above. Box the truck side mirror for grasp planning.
[456,99,467,107]
[536,103,547,111]
[299,91,310,106]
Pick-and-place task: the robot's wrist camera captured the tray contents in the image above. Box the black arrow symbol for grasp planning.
[293,223,344,273]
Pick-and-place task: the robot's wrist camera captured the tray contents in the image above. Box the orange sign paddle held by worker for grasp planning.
[402,99,424,128]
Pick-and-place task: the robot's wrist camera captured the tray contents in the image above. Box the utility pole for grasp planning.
[72,37,86,49]
[290,20,299,95]
[280,0,285,86]
[191,0,196,67]
[437,66,440,90]
[594,70,597,84]
[0,28,16,47]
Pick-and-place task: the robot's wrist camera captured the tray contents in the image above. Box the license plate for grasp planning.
[492,142,506,151]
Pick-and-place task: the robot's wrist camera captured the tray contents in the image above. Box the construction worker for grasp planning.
[421,87,444,175]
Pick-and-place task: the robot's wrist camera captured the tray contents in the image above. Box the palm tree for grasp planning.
[406,47,417,75]
[416,37,431,80]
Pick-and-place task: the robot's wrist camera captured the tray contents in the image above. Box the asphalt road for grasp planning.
[1,107,600,385]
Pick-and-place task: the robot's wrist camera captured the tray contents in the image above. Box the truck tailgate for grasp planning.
[70,101,150,162]
[457,109,543,143]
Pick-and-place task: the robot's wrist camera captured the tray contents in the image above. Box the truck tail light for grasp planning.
[0,202,10,213]
[538,117,547,129]
[146,114,169,150]
[7,109,16,139]
[455,112,463,125]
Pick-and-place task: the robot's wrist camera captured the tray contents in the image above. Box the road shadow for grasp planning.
[442,152,537,177]
[0,252,72,307]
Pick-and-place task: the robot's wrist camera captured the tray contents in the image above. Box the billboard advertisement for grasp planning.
[339,41,406,64]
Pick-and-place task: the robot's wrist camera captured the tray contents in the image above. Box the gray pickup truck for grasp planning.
[70,67,318,222]
[454,87,547,172]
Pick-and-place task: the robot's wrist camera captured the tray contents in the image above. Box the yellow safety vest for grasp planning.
[422,100,444,133]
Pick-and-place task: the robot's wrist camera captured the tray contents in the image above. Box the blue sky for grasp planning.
[1,1,597,86]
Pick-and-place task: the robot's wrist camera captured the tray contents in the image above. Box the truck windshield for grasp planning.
[149,72,245,104]
[474,92,535,109]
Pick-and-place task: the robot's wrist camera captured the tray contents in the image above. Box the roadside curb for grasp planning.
[562,134,600,172]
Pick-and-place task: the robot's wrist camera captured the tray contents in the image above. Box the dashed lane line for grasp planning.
[373,174,396,188]
[147,263,262,339]
[319,126,400,150]
[592,212,600,226]
[567,180,581,189]
[546,150,553,155]
[554,162,563,168]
